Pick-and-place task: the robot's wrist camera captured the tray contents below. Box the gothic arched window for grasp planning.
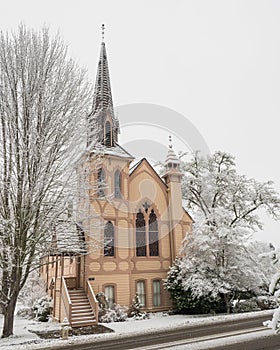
[149,210,159,256]
[104,221,115,257]
[105,121,112,147]
[97,168,105,197]
[136,211,146,256]
[114,170,121,198]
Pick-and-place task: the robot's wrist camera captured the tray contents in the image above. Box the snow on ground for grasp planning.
[0,309,274,350]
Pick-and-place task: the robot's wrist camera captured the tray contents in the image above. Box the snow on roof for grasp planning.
[89,142,134,159]
[50,218,86,255]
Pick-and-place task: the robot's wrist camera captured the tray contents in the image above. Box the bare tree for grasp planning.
[0,25,92,337]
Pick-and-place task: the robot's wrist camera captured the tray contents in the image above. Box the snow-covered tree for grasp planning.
[127,293,148,320]
[267,249,280,333]
[166,151,280,313]
[0,25,92,338]
[18,270,46,308]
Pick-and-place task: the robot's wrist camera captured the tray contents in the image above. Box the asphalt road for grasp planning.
[49,313,279,350]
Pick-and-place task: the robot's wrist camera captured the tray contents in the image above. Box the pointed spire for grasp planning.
[87,25,119,147]
[92,41,114,116]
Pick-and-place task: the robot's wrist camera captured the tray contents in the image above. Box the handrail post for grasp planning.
[61,277,72,325]
[87,280,99,324]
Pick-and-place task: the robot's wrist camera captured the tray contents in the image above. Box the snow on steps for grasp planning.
[68,289,97,328]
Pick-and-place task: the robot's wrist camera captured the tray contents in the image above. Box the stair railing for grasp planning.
[61,277,72,324]
[87,280,99,324]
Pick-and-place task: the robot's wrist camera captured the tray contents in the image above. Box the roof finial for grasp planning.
[169,135,173,148]
[101,24,105,42]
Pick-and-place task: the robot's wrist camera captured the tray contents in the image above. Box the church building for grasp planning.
[41,32,192,327]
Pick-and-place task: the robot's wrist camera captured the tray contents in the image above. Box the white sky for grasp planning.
[1,0,280,246]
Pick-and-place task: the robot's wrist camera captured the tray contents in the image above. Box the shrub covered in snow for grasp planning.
[96,292,127,323]
[127,293,149,320]
[33,296,53,322]
[165,258,226,314]
[16,306,35,319]
[232,299,261,313]
[256,295,278,310]
[112,303,127,322]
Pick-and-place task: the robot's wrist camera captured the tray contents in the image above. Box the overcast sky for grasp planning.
[1,0,280,246]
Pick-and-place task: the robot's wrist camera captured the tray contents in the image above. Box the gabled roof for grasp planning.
[129,158,168,189]
[90,142,134,160]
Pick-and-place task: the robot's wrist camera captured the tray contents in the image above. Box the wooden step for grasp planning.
[69,292,87,296]
[72,308,93,314]
[72,302,91,307]
[71,297,88,302]
[72,314,94,317]
[72,308,92,314]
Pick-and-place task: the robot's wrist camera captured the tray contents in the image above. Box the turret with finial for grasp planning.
[164,135,181,173]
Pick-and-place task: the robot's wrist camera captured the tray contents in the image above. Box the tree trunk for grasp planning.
[2,297,17,338]
[223,294,231,314]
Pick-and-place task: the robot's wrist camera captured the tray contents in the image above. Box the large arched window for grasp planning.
[105,121,112,147]
[114,170,121,198]
[97,168,105,197]
[149,210,159,256]
[136,211,146,256]
[135,207,160,257]
[104,221,115,257]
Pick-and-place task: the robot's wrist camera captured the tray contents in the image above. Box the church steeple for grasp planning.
[87,25,119,147]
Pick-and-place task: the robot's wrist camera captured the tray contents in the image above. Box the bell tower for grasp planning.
[84,25,133,206]
[162,137,184,260]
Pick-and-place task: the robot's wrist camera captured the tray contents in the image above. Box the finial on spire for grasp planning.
[101,24,105,42]
[169,135,173,148]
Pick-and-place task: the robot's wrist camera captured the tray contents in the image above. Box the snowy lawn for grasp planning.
[0,309,274,350]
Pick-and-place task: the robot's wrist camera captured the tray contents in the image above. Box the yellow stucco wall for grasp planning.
[82,157,192,311]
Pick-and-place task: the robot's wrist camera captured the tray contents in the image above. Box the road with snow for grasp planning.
[48,313,279,350]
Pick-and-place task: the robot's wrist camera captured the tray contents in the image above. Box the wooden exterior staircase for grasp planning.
[61,277,98,328]
[69,289,97,327]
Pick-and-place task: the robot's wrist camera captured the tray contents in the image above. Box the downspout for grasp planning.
[53,254,58,319]
[46,255,49,294]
